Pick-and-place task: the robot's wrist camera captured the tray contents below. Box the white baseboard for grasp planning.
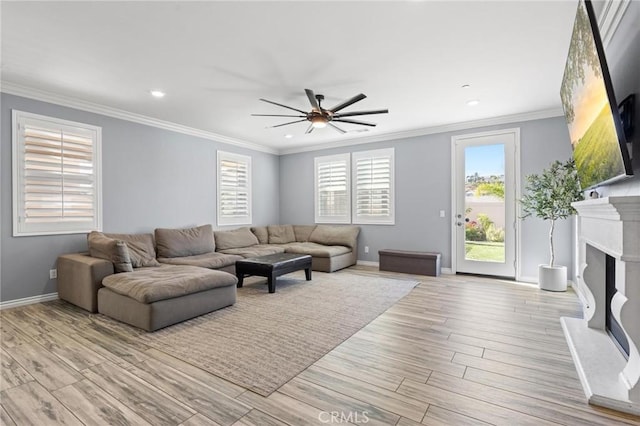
[0,292,58,310]
[518,275,538,284]
[357,261,453,276]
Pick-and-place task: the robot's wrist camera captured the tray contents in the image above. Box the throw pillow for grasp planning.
[267,224,295,244]
[250,226,269,244]
[105,232,160,267]
[155,225,215,258]
[87,231,133,273]
[215,227,259,250]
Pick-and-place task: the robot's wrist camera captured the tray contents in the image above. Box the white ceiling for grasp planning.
[1,1,579,153]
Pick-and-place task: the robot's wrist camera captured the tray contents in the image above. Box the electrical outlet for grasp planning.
[440,210,446,218]
[364,246,369,254]
[49,269,57,279]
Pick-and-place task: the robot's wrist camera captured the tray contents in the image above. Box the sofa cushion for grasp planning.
[87,231,133,273]
[105,233,160,267]
[284,242,351,258]
[218,244,285,258]
[158,252,242,269]
[214,227,259,250]
[309,225,360,249]
[250,226,269,244]
[268,225,295,244]
[293,225,316,242]
[101,264,237,304]
[155,225,214,258]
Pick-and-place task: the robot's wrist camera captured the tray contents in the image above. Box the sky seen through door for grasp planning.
[465,144,505,177]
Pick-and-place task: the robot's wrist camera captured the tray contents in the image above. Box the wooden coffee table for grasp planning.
[235,253,312,293]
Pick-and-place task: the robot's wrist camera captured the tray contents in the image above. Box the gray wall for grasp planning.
[0,93,280,302]
[280,117,575,280]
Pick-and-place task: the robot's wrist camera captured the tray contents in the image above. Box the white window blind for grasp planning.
[352,148,395,225]
[12,110,102,236]
[217,151,252,226]
[314,153,351,224]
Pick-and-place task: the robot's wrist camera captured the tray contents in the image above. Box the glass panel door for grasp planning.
[453,130,516,278]
[464,144,506,263]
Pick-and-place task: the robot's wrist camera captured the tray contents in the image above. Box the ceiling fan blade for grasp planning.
[269,119,308,128]
[251,114,306,117]
[333,118,377,127]
[259,98,308,114]
[328,123,346,134]
[305,123,314,134]
[329,93,366,113]
[305,89,320,111]
[333,109,389,118]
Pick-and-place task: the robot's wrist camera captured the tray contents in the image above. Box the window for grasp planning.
[12,110,102,236]
[217,151,252,226]
[352,148,395,225]
[314,153,351,223]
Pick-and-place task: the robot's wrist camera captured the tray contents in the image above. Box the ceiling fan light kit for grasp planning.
[252,88,388,135]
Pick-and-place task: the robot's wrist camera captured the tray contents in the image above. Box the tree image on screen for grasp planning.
[560,1,625,189]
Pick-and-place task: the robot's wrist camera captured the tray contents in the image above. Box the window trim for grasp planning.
[12,110,103,237]
[352,148,395,225]
[216,150,252,226]
[314,153,351,224]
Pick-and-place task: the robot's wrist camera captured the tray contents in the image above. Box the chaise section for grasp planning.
[98,264,237,331]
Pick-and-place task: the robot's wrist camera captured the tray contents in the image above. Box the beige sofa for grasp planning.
[57,223,359,331]
[215,224,360,273]
[58,226,238,331]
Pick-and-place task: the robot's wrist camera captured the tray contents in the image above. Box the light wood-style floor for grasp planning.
[2,267,640,425]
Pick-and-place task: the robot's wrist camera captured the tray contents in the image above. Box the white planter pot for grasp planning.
[538,265,567,292]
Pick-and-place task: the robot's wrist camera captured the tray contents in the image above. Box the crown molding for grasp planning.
[2,81,564,158]
[278,107,564,155]
[597,0,631,48]
[0,82,279,155]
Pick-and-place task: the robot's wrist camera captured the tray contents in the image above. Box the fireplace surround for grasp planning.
[561,196,640,415]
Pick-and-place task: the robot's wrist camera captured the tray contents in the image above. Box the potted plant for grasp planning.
[521,159,583,291]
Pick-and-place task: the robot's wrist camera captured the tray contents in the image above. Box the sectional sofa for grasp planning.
[57,224,360,331]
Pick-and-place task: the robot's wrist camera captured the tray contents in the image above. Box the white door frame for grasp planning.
[450,128,522,280]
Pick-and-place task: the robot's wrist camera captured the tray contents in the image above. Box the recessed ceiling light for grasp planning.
[150,90,165,98]
[466,99,480,106]
[461,84,471,89]
[284,134,293,139]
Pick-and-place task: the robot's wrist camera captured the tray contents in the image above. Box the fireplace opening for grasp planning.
[605,254,630,358]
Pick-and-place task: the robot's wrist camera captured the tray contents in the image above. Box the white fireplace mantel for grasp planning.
[562,196,640,415]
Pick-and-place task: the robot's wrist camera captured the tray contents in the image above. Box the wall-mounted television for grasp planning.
[560,0,633,190]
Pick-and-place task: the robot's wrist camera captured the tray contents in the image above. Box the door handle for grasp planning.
[457,222,463,226]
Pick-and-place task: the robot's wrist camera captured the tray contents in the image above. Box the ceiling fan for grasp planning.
[252,89,388,134]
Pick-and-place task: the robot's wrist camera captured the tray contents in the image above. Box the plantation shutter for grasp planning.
[13,111,102,236]
[352,148,395,224]
[217,151,252,225]
[314,154,351,223]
